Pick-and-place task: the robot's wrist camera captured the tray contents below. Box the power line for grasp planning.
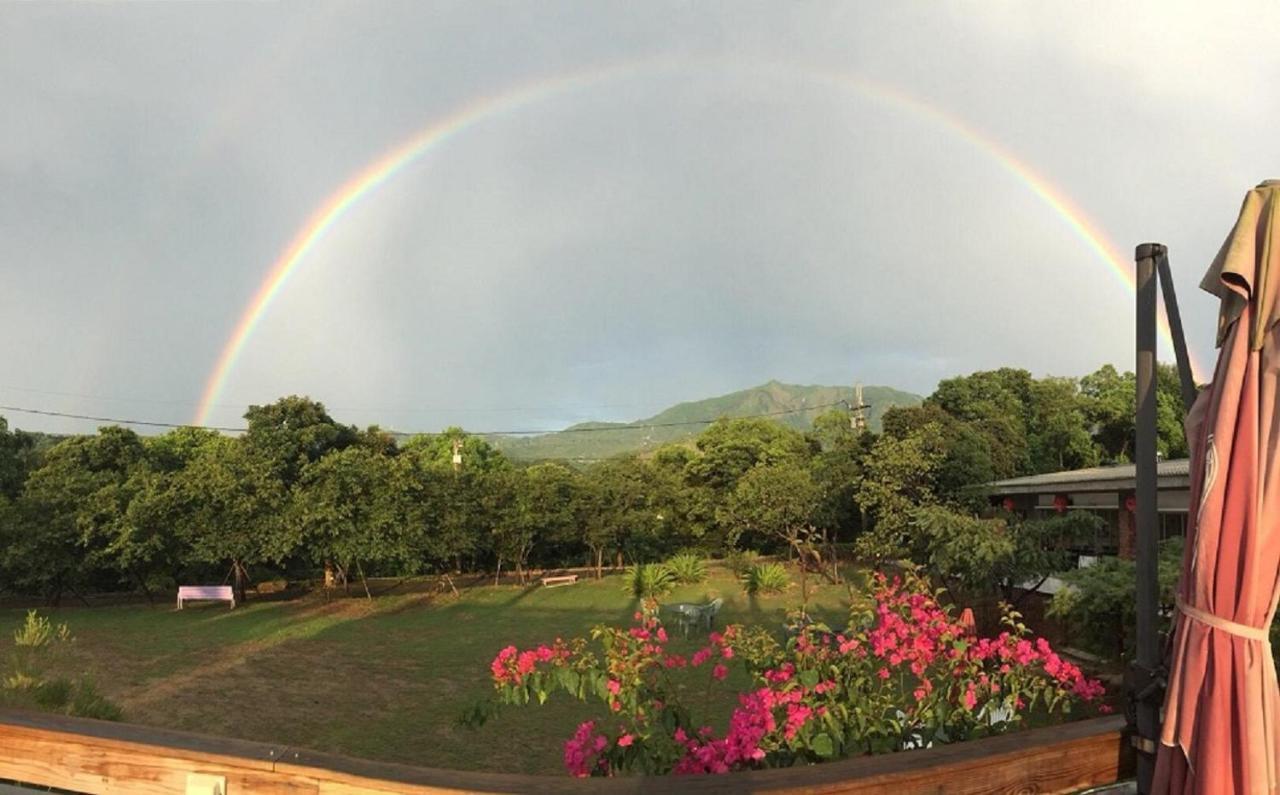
[0,400,850,437]
[0,405,245,433]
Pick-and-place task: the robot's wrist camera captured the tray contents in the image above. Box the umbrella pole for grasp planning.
[1155,249,1200,412]
[1133,243,1164,793]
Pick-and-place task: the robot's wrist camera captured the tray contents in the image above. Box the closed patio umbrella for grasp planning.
[1155,181,1280,794]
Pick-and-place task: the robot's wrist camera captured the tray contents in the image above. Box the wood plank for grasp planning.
[0,708,1130,794]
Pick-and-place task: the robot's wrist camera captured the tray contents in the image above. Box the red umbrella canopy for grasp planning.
[1155,181,1280,794]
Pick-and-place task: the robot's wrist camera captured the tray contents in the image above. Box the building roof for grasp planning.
[986,458,1191,495]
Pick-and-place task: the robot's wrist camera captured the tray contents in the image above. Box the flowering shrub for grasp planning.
[468,571,1108,777]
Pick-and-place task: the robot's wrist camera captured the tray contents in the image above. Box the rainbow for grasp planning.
[194,58,1204,426]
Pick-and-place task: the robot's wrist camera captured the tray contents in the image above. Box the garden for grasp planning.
[0,373,1166,779]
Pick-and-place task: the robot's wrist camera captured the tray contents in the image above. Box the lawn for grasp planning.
[0,565,862,775]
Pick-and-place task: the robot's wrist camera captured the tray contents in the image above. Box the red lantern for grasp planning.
[1001,497,1016,513]
[1124,494,1137,513]
[1053,494,1070,514]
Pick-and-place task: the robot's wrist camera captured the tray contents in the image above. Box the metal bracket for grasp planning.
[1131,735,1158,755]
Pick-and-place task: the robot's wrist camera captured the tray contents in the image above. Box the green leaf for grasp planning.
[799,669,820,688]
[811,732,835,758]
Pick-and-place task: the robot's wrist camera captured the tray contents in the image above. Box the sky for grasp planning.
[2,1,1278,435]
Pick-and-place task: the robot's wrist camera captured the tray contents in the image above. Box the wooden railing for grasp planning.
[0,708,1131,794]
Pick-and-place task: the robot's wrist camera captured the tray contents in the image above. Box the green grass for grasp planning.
[0,565,862,774]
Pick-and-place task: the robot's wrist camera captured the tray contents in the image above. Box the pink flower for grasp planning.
[721,646,734,660]
[606,679,621,695]
[656,627,668,643]
[617,733,634,747]
[712,664,728,680]
[691,648,713,667]
[877,667,891,680]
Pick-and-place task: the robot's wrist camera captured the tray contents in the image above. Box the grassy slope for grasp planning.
[0,566,862,774]
[491,381,922,461]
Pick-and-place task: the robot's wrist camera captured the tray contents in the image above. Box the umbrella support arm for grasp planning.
[1154,246,1201,412]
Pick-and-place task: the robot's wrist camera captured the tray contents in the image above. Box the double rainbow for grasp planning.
[194,58,1202,426]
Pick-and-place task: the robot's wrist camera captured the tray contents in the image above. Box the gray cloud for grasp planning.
[1,1,1271,435]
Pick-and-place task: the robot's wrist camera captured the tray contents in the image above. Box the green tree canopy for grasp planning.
[243,396,359,487]
[171,434,288,601]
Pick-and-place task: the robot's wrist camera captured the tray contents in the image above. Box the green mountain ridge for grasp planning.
[489,380,922,461]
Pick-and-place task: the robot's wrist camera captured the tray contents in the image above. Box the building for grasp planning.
[986,458,1191,560]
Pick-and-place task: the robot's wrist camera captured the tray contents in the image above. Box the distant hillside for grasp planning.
[490,381,922,462]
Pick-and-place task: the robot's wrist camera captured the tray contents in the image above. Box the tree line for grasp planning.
[0,363,1188,603]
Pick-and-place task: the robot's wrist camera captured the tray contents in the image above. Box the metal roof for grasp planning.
[986,458,1191,495]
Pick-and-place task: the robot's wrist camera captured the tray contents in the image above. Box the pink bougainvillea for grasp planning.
[481,572,1108,777]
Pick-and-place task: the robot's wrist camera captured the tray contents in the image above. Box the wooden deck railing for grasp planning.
[0,708,1131,794]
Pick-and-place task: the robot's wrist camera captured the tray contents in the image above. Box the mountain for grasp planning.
[489,381,922,462]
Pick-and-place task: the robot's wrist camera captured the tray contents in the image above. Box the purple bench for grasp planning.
[177,585,236,610]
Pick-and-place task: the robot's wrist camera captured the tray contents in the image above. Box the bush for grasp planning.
[742,562,790,595]
[624,564,675,599]
[475,569,1110,776]
[665,552,707,584]
[3,612,123,722]
[1048,537,1182,660]
[723,549,761,577]
[70,680,123,721]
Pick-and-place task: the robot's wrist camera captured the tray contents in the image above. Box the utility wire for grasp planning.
[0,400,852,437]
[0,405,245,433]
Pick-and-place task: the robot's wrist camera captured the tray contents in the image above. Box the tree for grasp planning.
[882,404,996,505]
[808,409,874,540]
[291,447,405,598]
[242,396,359,487]
[7,427,146,603]
[489,464,579,584]
[685,418,812,493]
[928,368,1034,478]
[402,428,509,473]
[0,416,36,500]
[722,462,825,602]
[1026,377,1099,473]
[853,427,944,563]
[171,435,287,602]
[581,459,643,578]
[908,506,1099,606]
[1080,363,1190,463]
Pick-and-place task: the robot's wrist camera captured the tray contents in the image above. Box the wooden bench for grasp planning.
[177,585,236,610]
[540,574,578,588]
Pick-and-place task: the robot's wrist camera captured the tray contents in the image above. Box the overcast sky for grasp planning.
[2,1,1277,435]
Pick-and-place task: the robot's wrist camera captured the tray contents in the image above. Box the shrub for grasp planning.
[624,564,675,599]
[5,610,71,690]
[742,562,790,595]
[473,569,1109,776]
[666,552,707,585]
[1048,537,1182,660]
[2,611,123,722]
[723,549,761,577]
[70,680,124,721]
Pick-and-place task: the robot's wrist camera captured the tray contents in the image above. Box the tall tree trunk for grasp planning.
[494,559,502,587]
[133,570,154,605]
[233,560,248,604]
[67,583,91,608]
[356,561,372,600]
[595,548,604,580]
